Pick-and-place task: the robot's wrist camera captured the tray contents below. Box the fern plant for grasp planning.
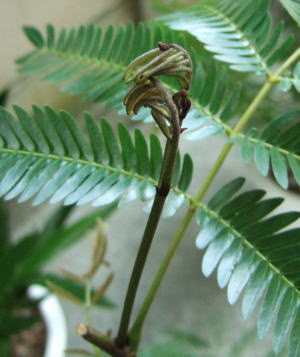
[2,0,300,356]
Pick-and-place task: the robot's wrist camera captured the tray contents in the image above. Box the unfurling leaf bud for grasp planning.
[123,42,192,139]
[123,42,192,90]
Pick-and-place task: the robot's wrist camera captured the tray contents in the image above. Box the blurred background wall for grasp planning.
[1,0,134,91]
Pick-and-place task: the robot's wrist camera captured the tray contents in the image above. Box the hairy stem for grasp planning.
[130,47,300,344]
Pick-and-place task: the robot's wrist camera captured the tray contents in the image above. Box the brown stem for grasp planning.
[128,0,144,22]
[77,324,136,357]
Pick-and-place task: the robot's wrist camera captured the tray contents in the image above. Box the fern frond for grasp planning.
[195,178,300,357]
[159,0,295,74]
[183,56,241,141]
[278,0,300,26]
[17,24,241,141]
[236,111,300,189]
[0,105,192,216]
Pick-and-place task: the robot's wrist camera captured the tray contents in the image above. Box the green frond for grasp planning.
[0,106,193,216]
[17,23,240,141]
[195,178,300,357]
[278,0,300,26]
[183,57,241,141]
[159,0,295,74]
[236,111,300,189]
[279,62,300,93]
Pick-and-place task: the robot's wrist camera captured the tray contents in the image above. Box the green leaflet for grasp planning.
[118,122,136,171]
[272,288,298,355]
[207,177,245,211]
[279,62,300,93]
[159,0,294,74]
[150,134,163,180]
[22,26,45,48]
[241,134,254,163]
[135,129,151,176]
[242,262,272,320]
[219,189,265,220]
[254,141,270,176]
[278,0,300,26]
[237,111,300,189]
[0,106,193,216]
[100,118,122,168]
[195,177,300,357]
[289,307,300,357]
[270,148,288,189]
[17,23,240,141]
[178,154,193,191]
[201,229,234,277]
[288,154,300,185]
[258,275,287,341]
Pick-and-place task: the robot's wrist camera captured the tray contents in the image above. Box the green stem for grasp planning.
[130,47,300,346]
[85,279,101,356]
[116,78,181,349]
[129,144,232,347]
[130,206,194,347]
[85,279,93,326]
[115,186,168,347]
[272,47,300,79]
[116,137,179,348]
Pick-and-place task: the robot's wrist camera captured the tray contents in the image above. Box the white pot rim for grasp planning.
[28,284,67,357]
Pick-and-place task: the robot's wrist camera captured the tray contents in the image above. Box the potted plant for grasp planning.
[0,200,115,356]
